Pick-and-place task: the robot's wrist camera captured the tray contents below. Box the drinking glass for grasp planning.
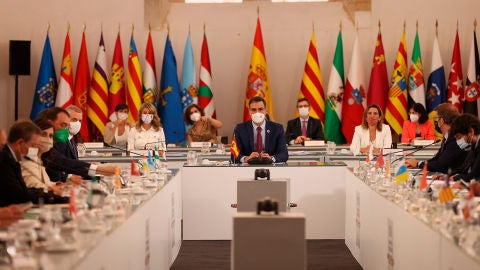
[326,141,336,155]
[77,143,86,157]
[187,151,198,166]
[201,142,210,154]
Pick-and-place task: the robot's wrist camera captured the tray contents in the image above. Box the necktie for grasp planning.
[69,138,78,159]
[256,126,262,153]
[301,120,307,137]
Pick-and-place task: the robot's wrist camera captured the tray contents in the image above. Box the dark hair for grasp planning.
[411,103,429,124]
[183,104,205,126]
[7,119,42,144]
[115,103,129,112]
[434,103,459,125]
[361,104,384,131]
[450,113,480,136]
[297,98,310,106]
[33,118,54,131]
[248,96,266,107]
[37,107,70,121]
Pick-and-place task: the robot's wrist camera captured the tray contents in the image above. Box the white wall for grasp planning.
[0,0,478,140]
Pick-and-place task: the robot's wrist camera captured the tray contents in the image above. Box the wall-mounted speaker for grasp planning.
[9,40,31,76]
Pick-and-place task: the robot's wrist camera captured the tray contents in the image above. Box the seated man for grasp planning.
[285,98,324,145]
[232,96,288,163]
[405,103,468,173]
[448,113,480,182]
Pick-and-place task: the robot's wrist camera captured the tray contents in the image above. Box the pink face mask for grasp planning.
[367,116,379,126]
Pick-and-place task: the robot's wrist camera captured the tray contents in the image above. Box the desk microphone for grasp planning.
[144,140,167,151]
[103,142,144,157]
[389,140,439,164]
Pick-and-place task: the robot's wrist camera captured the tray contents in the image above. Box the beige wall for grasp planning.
[0,0,478,140]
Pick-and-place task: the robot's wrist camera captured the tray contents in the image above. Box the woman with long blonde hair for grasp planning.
[127,103,166,150]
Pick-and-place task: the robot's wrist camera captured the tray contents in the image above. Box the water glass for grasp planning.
[326,141,336,155]
[77,143,86,157]
[201,142,210,154]
[186,151,198,166]
[216,144,225,154]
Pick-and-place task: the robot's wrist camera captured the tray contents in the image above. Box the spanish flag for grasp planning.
[230,135,240,159]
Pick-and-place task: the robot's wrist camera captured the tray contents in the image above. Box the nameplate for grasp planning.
[84,142,104,148]
[189,142,212,148]
[411,140,435,146]
[303,140,325,147]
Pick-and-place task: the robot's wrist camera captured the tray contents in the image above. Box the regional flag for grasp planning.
[126,33,143,123]
[158,35,186,144]
[73,31,91,142]
[463,25,480,115]
[230,134,240,159]
[341,32,366,143]
[181,33,197,109]
[324,29,345,144]
[143,31,157,104]
[30,33,57,120]
[87,33,109,137]
[296,30,325,124]
[109,33,126,119]
[408,28,425,107]
[198,31,217,119]
[244,17,274,121]
[419,162,428,191]
[395,164,409,184]
[426,36,446,113]
[366,27,389,112]
[447,30,464,112]
[55,30,74,109]
[385,29,408,135]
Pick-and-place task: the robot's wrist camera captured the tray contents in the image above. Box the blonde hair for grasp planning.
[135,103,162,131]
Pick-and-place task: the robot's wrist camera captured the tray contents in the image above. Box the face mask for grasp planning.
[456,137,471,151]
[366,116,379,126]
[434,121,442,133]
[298,107,309,118]
[69,121,81,136]
[26,147,39,161]
[117,112,128,121]
[251,112,265,124]
[55,128,69,143]
[142,114,154,124]
[39,136,53,153]
[409,114,419,123]
[190,112,201,122]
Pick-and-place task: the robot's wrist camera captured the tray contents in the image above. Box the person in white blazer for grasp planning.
[350,104,392,155]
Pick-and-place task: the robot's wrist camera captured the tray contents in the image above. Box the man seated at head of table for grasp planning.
[285,98,324,145]
[128,102,166,151]
[231,96,288,164]
[350,104,392,155]
[104,103,133,147]
[405,103,468,173]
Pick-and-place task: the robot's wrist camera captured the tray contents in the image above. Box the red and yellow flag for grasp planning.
[244,17,273,121]
[297,31,325,123]
[385,28,408,135]
[126,33,143,123]
[55,30,74,109]
[366,29,389,112]
[230,135,240,158]
[73,31,91,142]
[109,33,126,118]
[419,162,428,191]
[87,33,109,137]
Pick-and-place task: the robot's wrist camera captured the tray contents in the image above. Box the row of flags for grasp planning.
[30,27,217,144]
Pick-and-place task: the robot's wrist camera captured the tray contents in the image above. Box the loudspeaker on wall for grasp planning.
[9,40,31,75]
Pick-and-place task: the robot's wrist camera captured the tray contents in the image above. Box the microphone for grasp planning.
[390,140,439,164]
[144,140,167,151]
[103,142,144,157]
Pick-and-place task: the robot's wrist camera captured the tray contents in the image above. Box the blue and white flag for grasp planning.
[426,36,446,113]
[180,34,197,109]
[30,34,57,119]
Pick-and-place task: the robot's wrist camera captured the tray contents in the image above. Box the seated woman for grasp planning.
[128,103,166,150]
[401,103,435,143]
[20,118,69,203]
[183,104,223,145]
[104,103,133,147]
[350,104,392,155]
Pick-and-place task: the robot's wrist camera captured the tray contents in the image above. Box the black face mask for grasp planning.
[434,120,442,134]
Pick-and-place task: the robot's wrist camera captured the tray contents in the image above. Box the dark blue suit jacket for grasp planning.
[232,120,288,163]
[285,117,324,144]
[0,147,31,206]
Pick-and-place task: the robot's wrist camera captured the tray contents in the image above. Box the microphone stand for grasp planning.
[390,140,439,165]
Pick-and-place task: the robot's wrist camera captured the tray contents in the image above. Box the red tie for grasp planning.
[256,126,263,153]
[301,121,307,137]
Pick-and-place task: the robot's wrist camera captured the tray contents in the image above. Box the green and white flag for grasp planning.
[325,30,346,144]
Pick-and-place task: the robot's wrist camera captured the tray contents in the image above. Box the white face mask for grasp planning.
[142,114,154,124]
[409,113,419,123]
[251,112,266,124]
[69,121,81,136]
[190,112,201,122]
[298,107,309,118]
[26,147,39,161]
[117,112,128,121]
[39,136,53,153]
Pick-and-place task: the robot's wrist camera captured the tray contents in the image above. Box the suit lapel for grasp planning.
[247,122,255,152]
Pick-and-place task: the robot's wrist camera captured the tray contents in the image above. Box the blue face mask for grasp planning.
[456,137,471,151]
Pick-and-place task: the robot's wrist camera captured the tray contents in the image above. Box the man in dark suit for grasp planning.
[449,114,480,182]
[55,105,83,160]
[406,103,468,173]
[0,120,42,207]
[232,96,288,163]
[285,98,324,145]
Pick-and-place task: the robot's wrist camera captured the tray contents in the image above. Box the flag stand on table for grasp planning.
[419,162,428,191]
